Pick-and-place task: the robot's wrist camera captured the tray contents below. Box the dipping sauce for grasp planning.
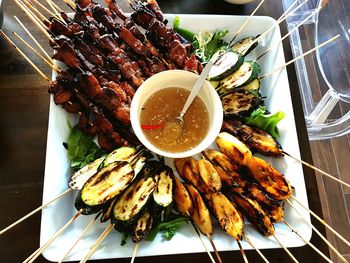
[140,87,209,153]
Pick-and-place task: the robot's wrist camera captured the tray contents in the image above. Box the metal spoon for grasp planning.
[163,60,214,139]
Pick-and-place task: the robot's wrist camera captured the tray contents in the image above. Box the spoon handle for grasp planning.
[180,60,214,118]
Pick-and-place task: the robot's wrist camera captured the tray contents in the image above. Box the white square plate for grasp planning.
[41,14,311,261]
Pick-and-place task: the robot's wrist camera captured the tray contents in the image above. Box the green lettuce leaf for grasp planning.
[66,126,105,171]
[244,106,285,138]
[146,216,189,241]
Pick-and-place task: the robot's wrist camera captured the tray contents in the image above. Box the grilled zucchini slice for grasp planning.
[231,36,259,56]
[185,184,213,235]
[231,192,275,236]
[69,156,106,190]
[238,78,260,92]
[132,209,153,243]
[102,146,137,167]
[205,192,244,240]
[221,90,262,117]
[153,166,174,208]
[208,51,244,81]
[100,198,118,222]
[218,62,261,91]
[112,176,157,230]
[76,161,135,211]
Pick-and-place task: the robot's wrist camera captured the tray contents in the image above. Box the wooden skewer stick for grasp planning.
[0,188,71,235]
[0,30,50,82]
[24,209,83,263]
[271,234,299,263]
[230,0,265,43]
[207,234,222,263]
[190,222,216,263]
[80,224,115,263]
[58,214,100,263]
[286,199,348,263]
[259,34,340,79]
[130,243,139,263]
[49,0,64,13]
[31,0,56,17]
[283,220,333,263]
[276,0,303,22]
[255,6,321,61]
[22,0,50,24]
[45,0,61,17]
[16,0,48,32]
[12,31,60,73]
[248,0,311,51]
[237,240,249,263]
[15,0,54,42]
[284,151,350,188]
[243,234,270,263]
[289,196,350,246]
[62,0,76,10]
[14,16,52,62]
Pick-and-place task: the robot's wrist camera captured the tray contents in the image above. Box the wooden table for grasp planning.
[0,0,345,262]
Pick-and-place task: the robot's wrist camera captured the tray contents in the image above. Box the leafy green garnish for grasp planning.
[193,30,229,63]
[244,106,285,138]
[146,216,189,241]
[173,16,196,42]
[66,126,105,171]
[120,232,128,246]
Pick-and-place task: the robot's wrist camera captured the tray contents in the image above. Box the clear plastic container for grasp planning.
[282,0,350,140]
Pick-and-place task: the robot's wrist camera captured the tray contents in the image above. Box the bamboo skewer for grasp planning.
[14,16,53,62]
[16,0,49,33]
[190,223,216,263]
[255,6,321,61]
[207,234,222,263]
[12,31,60,73]
[244,0,311,52]
[271,234,299,263]
[230,0,265,43]
[49,0,64,13]
[80,224,115,263]
[276,0,300,22]
[22,0,50,25]
[259,34,340,79]
[31,0,57,17]
[0,30,50,82]
[289,196,350,246]
[286,199,348,263]
[58,214,100,263]
[62,0,76,10]
[285,151,350,188]
[45,0,62,19]
[0,188,71,236]
[283,220,333,263]
[243,234,270,263]
[24,209,83,263]
[237,240,249,263]
[15,0,54,42]
[130,243,139,263]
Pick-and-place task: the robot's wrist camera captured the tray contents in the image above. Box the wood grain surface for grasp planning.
[0,0,348,262]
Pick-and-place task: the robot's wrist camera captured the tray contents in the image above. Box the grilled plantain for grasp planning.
[132,209,153,243]
[230,192,275,236]
[203,149,246,189]
[216,132,252,166]
[222,118,283,157]
[198,159,222,192]
[173,176,193,216]
[185,184,213,235]
[205,192,244,240]
[246,157,292,201]
[246,183,284,222]
[174,157,211,193]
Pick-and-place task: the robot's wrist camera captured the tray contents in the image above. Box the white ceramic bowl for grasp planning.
[130,70,223,158]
